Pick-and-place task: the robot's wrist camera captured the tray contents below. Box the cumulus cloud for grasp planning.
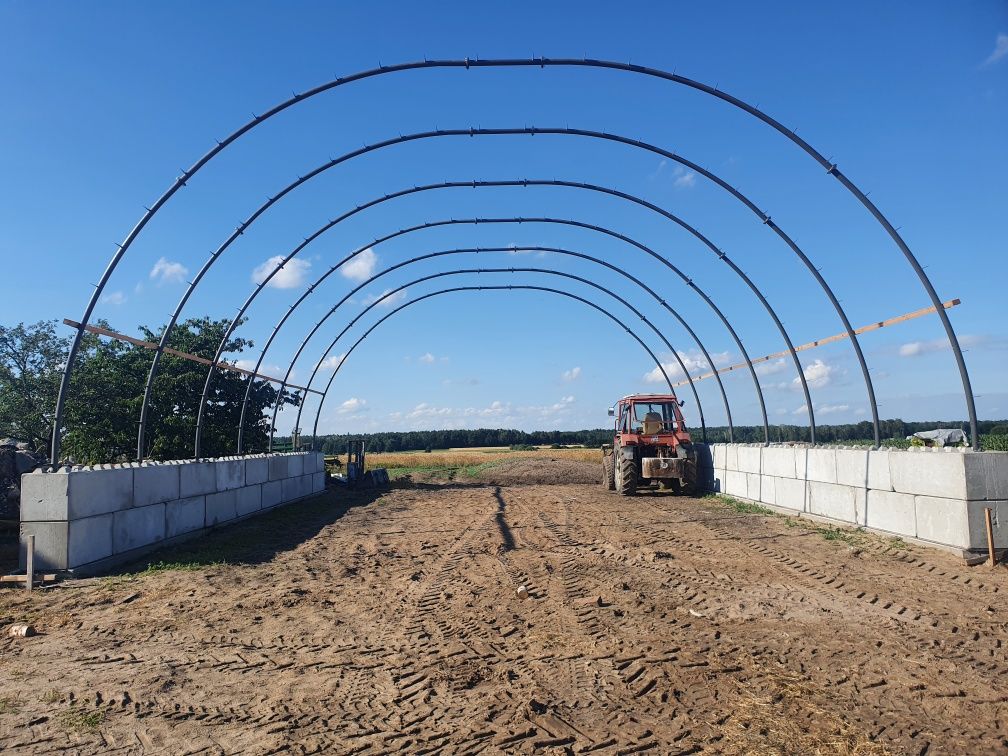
[362,288,407,307]
[562,366,581,382]
[795,359,834,389]
[756,358,787,376]
[251,255,311,289]
[101,290,126,305]
[419,352,436,364]
[319,353,347,371]
[672,166,696,189]
[340,248,378,281]
[899,334,984,358]
[338,397,366,414]
[150,257,188,285]
[643,350,731,383]
[983,32,1008,66]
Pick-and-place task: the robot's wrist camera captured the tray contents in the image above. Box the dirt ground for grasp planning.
[1,467,1007,754]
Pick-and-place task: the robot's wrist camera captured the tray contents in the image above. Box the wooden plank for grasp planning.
[671,299,961,387]
[2,574,57,584]
[63,319,323,396]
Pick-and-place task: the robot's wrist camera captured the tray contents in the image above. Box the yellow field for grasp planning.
[358,446,598,470]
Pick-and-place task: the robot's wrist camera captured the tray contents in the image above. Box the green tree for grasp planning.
[0,320,70,452]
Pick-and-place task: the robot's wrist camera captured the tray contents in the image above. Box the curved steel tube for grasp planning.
[52,59,972,461]
[303,279,693,451]
[261,249,713,450]
[242,215,769,449]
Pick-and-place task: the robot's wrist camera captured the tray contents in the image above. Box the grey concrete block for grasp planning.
[19,521,68,570]
[712,444,727,472]
[269,455,289,481]
[890,451,968,499]
[963,452,1008,500]
[236,484,262,516]
[179,462,217,498]
[724,444,738,473]
[759,475,776,506]
[166,496,206,538]
[967,500,1006,550]
[68,513,114,568]
[724,470,748,498]
[68,466,135,517]
[867,449,893,492]
[835,449,868,488]
[288,454,305,477]
[302,453,317,475]
[808,480,856,522]
[775,476,807,512]
[761,447,796,479]
[262,479,282,509]
[134,464,180,508]
[312,471,326,493]
[737,446,761,474]
[19,470,70,521]
[865,489,916,537]
[113,503,166,554]
[805,448,837,484]
[245,457,269,485]
[915,495,969,548]
[216,459,245,491]
[206,489,237,527]
[746,472,761,501]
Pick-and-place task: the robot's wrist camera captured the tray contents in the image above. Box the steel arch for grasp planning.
[252,248,715,453]
[301,278,699,451]
[51,59,975,460]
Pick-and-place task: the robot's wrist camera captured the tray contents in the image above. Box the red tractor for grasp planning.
[601,394,697,496]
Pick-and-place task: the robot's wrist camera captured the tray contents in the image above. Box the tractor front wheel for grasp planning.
[617,456,638,496]
[601,453,615,490]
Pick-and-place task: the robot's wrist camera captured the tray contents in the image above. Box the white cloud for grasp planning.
[319,353,347,372]
[818,403,849,415]
[673,166,696,189]
[362,288,407,307]
[562,366,581,382]
[419,352,435,364]
[101,290,126,305]
[983,32,1008,66]
[795,359,833,390]
[341,248,378,282]
[643,350,731,383]
[251,255,311,289]
[338,397,366,414]
[899,334,983,357]
[150,257,188,285]
[756,358,787,376]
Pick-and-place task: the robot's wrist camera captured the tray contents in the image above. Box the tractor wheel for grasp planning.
[617,456,638,496]
[601,454,616,490]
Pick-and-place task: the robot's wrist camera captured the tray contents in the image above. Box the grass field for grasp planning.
[326,446,598,477]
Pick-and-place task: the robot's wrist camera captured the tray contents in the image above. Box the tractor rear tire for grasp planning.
[617,456,638,496]
[602,454,616,490]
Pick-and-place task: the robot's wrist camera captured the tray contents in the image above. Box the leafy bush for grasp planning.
[981,434,1008,452]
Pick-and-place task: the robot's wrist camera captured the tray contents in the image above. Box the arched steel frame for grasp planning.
[303,280,702,451]
[51,59,977,462]
[257,248,715,452]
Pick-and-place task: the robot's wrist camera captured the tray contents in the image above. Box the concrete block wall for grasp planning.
[19,452,326,573]
[696,443,1007,553]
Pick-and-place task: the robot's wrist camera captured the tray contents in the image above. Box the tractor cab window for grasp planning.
[618,404,630,433]
[631,402,680,433]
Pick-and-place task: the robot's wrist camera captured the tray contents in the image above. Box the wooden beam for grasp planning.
[670,299,961,387]
[63,319,323,396]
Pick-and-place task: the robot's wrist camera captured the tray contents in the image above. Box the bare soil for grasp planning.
[1,471,1006,754]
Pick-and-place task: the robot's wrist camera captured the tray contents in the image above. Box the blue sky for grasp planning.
[2,1,1006,437]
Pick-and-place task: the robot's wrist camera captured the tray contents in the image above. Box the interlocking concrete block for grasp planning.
[712,444,727,472]
[805,448,838,484]
[967,500,1006,550]
[724,444,738,473]
[262,479,282,509]
[312,471,326,493]
[180,462,217,498]
[134,464,180,508]
[302,453,317,475]
[68,513,114,568]
[867,449,893,492]
[835,449,868,488]
[746,473,761,501]
[206,489,237,527]
[245,457,269,485]
[269,455,289,481]
[762,447,796,479]
[915,495,969,548]
[19,470,70,521]
[166,496,206,538]
[236,484,262,517]
[737,446,761,474]
[19,521,68,570]
[66,466,135,518]
[759,475,777,506]
[113,502,166,554]
[724,470,748,498]
[794,447,808,481]
[288,454,305,477]
[216,459,245,491]
[865,489,916,537]
[854,487,867,526]
[963,452,1008,501]
[774,476,806,512]
[808,480,856,522]
[890,451,968,499]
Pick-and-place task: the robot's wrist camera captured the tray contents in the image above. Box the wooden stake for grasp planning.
[25,534,34,593]
[985,507,997,567]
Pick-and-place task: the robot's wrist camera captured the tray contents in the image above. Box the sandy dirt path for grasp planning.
[1,478,1006,754]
